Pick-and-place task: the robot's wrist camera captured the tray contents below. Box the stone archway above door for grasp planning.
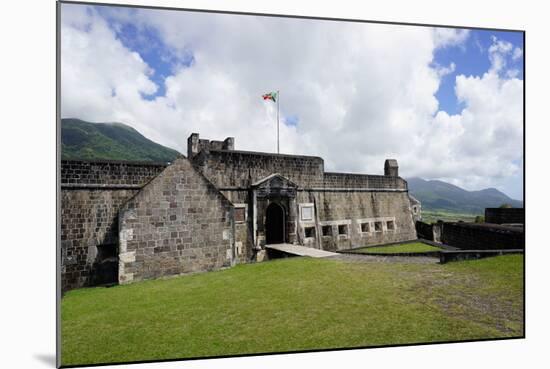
[251,174,298,248]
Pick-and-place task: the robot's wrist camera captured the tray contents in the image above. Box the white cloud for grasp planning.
[488,36,522,74]
[512,47,523,61]
[60,4,523,198]
[413,36,523,193]
[434,62,456,77]
[61,5,159,139]
[433,28,470,48]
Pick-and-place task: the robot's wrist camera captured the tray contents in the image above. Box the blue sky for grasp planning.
[98,9,525,121]
[96,7,194,100]
[61,4,524,200]
[434,29,523,115]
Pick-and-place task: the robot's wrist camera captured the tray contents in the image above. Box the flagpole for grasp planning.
[277,90,280,154]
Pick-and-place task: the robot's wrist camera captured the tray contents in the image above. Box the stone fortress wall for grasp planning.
[117,158,235,285]
[61,134,418,291]
[188,134,417,253]
[61,160,167,291]
[296,191,417,251]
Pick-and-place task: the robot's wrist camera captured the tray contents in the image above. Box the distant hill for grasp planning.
[61,118,181,162]
[407,177,523,214]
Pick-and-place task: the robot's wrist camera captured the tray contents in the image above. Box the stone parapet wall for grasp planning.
[441,222,524,250]
[61,159,167,186]
[416,221,436,241]
[194,150,325,188]
[194,150,407,191]
[485,208,525,225]
[322,172,407,190]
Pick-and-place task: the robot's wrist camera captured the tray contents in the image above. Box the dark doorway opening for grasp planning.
[266,202,285,244]
[91,244,118,286]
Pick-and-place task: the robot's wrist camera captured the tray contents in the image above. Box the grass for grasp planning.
[61,255,524,366]
[353,242,442,254]
[421,210,479,224]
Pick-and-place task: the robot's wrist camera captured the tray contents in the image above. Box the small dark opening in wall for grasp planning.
[361,223,370,233]
[322,225,332,236]
[234,207,246,223]
[338,224,348,235]
[387,220,395,230]
[305,227,315,238]
[374,222,382,232]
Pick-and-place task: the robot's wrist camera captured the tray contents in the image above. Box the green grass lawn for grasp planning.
[61,255,524,366]
[353,242,442,254]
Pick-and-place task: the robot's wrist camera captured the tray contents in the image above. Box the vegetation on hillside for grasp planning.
[407,177,523,214]
[420,210,479,224]
[61,118,181,162]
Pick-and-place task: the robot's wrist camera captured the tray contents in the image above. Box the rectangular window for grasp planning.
[361,223,370,233]
[338,224,348,235]
[387,220,395,230]
[374,221,382,232]
[322,225,332,236]
[301,206,314,221]
[305,226,315,238]
[234,207,246,223]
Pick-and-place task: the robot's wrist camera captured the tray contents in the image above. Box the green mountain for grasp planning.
[61,118,181,162]
[407,177,523,214]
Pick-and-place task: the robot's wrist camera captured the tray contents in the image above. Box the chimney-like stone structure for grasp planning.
[187,133,235,158]
[384,159,398,177]
[223,137,234,150]
[187,133,200,158]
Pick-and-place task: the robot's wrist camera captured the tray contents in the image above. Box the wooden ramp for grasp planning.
[265,243,338,258]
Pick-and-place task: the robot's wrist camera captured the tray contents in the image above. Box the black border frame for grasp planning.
[56,1,526,367]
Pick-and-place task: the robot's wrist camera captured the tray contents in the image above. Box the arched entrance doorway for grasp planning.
[265,202,285,244]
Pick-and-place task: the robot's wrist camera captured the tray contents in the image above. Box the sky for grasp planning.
[60,3,524,200]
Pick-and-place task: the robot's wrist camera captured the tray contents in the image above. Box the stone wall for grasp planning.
[190,145,416,254]
[440,222,524,250]
[415,220,436,241]
[61,189,138,292]
[193,150,325,188]
[194,150,408,191]
[485,208,525,225]
[61,159,167,186]
[323,172,407,190]
[296,190,417,251]
[118,157,235,284]
[61,160,166,292]
[217,190,254,262]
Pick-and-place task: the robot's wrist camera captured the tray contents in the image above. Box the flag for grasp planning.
[262,91,277,102]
